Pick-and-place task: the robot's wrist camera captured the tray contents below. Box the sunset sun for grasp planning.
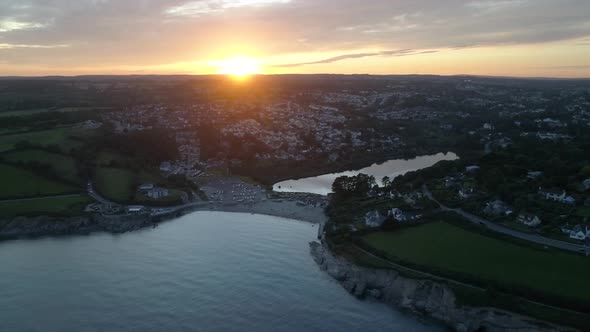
[215,56,261,79]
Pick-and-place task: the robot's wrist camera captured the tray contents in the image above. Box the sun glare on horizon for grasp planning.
[214,56,261,79]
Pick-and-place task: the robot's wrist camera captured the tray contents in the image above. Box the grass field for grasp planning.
[362,221,590,302]
[0,107,111,118]
[0,195,92,217]
[93,167,136,202]
[575,206,590,218]
[0,128,85,152]
[93,166,167,202]
[96,150,131,166]
[0,128,28,135]
[2,149,82,184]
[0,164,78,199]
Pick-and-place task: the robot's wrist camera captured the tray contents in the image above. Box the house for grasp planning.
[160,161,172,173]
[538,189,576,205]
[564,196,577,205]
[364,211,386,228]
[138,183,155,191]
[583,178,590,191]
[465,166,480,173]
[388,190,401,199]
[458,187,474,200]
[126,205,146,214]
[569,225,588,241]
[388,208,406,222]
[443,176,459,188]
[517,214,541,227]
[527,171,543,180]
[483,123,494,130]
[561,224,590,241]
[147,188,170,199]
[484,200,513,216]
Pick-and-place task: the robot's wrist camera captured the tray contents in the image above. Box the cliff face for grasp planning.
[0,214,154,240]
[309,241,575,332]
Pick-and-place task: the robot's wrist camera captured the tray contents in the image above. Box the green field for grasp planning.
[96,150,131,166]
[2,149,81,184]
[0,128,28,135]
[0,127,86,152]
[575,206,590,218]
[0,107,111,118]
[0,164,78,198]
[93,167,136,202]
[363,221,590,302]
[93,165,168,202]
[0,195,92,217]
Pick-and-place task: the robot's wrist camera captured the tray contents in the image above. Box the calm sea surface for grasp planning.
[273,152,458,195]
[0,212,442,332]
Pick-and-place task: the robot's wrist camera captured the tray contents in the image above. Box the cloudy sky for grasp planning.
[1,0,589,77]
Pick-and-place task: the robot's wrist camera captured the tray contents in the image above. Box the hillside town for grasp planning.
[51,76,587,245]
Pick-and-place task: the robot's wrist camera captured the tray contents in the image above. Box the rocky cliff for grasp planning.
[310,241,576,332]
[0,214,155,240]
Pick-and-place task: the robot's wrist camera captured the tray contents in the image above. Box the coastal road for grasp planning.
[87,181,117,205]
[422,185,588,254]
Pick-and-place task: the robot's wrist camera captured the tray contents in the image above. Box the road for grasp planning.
[149,202,210,217]
[87,181,116,205]
[87,180,209,215]
[422,185,588,254]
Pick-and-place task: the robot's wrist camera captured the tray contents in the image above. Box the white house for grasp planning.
[570,225,587,241]
[561,224,590,241]
[147,188,170,199]
[458,187,475,200]
[527,171,543,180]
[538,189,576,205]
[138,183,155,191]
[484,200,513,216]
[465,166,480,173]
[388,208,406,222]
[364,211,386,228]
[583,178,590,191]
[126,205,146,214]
[160,161,172,173]
[517,214,541,227]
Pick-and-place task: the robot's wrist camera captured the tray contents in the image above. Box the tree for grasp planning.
[332,173,374,200]
[381,176,391,188]
[579,165,590,179]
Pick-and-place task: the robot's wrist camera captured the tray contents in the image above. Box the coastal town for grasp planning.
[0,75,588,239]
[74,76,590,248]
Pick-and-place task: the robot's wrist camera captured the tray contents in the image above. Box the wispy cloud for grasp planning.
[0,43,68,49]
[166,0,291,16]
[0,0,589,76]
[544,65,590,70]
[272,49,439,68]
[0,20,46,32]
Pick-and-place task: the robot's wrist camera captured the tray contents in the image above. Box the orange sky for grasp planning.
[1,1,589,77]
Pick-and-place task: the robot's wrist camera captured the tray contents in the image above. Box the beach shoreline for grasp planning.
[0,198,326,241]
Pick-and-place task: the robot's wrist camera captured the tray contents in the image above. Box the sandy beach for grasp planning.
[207,200,327,224]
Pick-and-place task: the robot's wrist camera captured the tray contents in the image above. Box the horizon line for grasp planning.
[0,73,589,80]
